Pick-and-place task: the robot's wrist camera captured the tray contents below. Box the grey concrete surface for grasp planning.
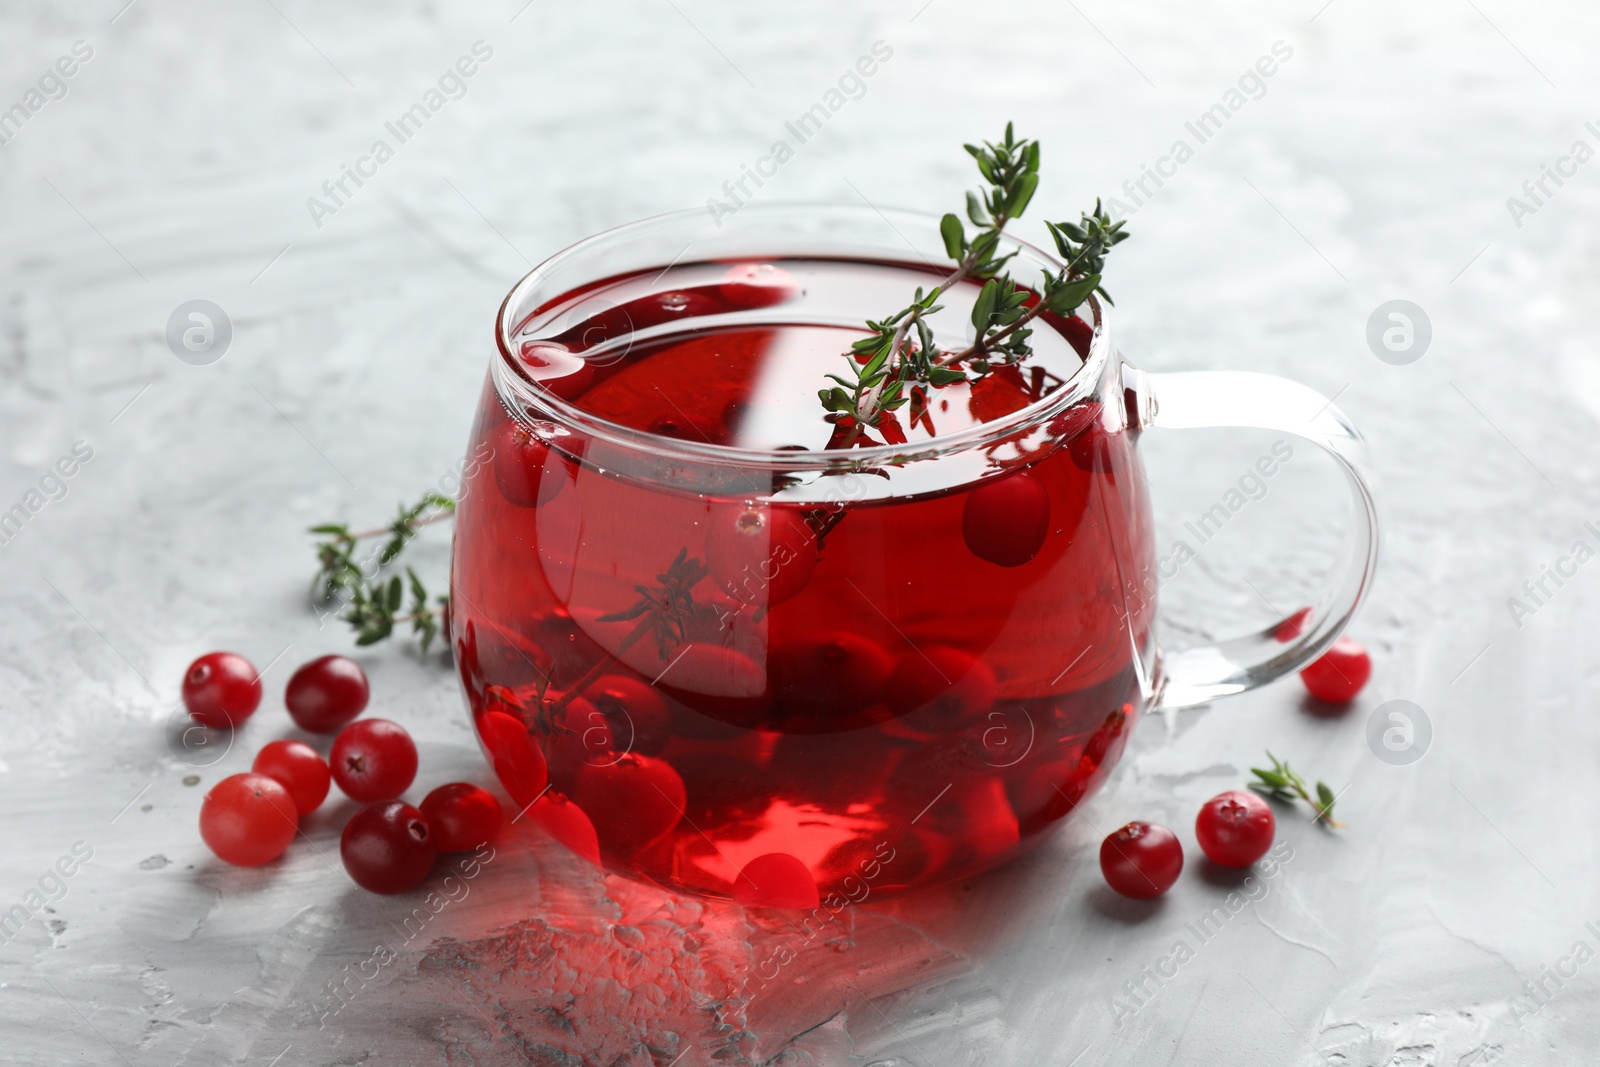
[2,0,1599,1063]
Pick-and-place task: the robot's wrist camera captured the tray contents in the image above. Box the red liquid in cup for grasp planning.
[453,258,1156,903]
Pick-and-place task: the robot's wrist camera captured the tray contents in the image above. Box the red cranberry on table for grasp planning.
[284,654,369,734]
[1100,821,1183,899]
[182,651,263,729]
[340,801,436,894]
[961,470,1051,568]
[199,772,298,867]
[1195,790,1275,868]
[1300,636,1372,703]
[330,718,418,803]
[251,739,331,816]
[420,783,503,853]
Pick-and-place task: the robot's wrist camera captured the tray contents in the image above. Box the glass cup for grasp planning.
[450,203,1378,905]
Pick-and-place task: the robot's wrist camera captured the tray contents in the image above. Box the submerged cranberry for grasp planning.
[772,632,894,723]
[705,503,818,608]
[924,779,1021,867]
[545,694,603,794]
[656,644,768,727]
[580,674,671,757]
[961,470,1051,567]
[476,710,549,808]
[527,789,601,865]
[885,646,997,725]
[733,852,819,909]
[523,608,604,687]
[492,419,572,509]
[1069,425,1118,473]
[572,753,686,855]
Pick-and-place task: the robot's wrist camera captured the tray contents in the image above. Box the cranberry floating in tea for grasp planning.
[451,125,1379,901]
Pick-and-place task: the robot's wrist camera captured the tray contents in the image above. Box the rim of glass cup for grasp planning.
[494,201,1111,474]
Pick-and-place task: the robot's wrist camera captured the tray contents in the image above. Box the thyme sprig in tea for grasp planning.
[820,123,1130,447]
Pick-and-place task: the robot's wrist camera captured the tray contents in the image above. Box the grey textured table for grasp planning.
[4,1,1599,1063]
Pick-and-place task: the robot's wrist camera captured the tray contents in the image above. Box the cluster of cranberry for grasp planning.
[1099,635,1372,899]
[184,652,501,894]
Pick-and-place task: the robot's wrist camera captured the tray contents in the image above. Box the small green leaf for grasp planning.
[971,278,1000,331]
[1007,172,1038,217]
[818,387,853,413]
[939,213,965,260]
[1045,273,1100,314]
[966,190,990,226]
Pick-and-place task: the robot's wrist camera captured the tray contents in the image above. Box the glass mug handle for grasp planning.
[1133,369,1380,709]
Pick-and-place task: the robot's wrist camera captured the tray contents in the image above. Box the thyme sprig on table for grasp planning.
[820,123,1130,447]
[1251,752,1345,828]
[309,492,455,650]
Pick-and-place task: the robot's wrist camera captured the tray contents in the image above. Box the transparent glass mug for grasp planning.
[450,203,1378,905]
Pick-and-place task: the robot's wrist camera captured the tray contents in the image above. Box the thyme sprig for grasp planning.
[820,123,1130,446]
[549,547,710,712]
[309,492,455,651]
[596,547,709,658]
[342,565,448,650]
[1251,751,1345,828]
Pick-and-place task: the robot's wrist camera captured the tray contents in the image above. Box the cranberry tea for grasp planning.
[452,254,1158,903]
